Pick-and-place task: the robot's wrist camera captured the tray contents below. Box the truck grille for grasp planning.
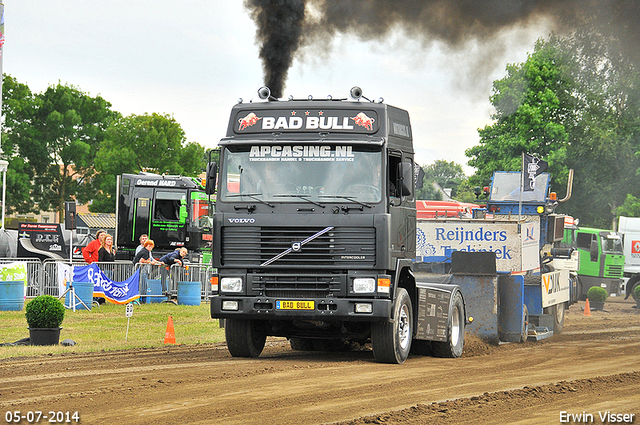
[221,226,375,267]
[606,264,623,278]
[250,273,345,298]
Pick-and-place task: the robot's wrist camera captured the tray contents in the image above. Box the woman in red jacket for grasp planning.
[82,229,106,263]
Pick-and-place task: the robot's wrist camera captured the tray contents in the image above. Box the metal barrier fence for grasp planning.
[170,263,214,300]
[133,263,215,302]
[41,261,137,297]
[0,258,43,297]
[1,258,214,302]
[134,263,170,302]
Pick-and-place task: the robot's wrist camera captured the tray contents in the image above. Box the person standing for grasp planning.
[98,234,116,262]
[82,229,106,264]
[135,234,155,263]
[133,239,160,265]
[135,234,150,256]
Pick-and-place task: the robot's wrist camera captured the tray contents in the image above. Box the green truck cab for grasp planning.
[563,222,624,298]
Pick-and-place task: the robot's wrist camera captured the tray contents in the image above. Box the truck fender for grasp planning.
[390,258,417,323]
[413,280,467,353]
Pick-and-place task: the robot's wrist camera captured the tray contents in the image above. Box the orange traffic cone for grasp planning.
[584,298,592,316]
[164,316,176,344]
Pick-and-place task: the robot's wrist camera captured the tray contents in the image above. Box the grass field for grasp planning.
[0,300,226,360]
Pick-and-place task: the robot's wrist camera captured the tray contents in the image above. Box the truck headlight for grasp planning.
[220,277,243,292]
[353,278,375,293]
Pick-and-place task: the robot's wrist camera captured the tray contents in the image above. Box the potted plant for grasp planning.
[587,286,608,311]
[25,295,65,345]
[634,285,640,309]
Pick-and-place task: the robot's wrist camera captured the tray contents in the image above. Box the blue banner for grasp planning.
[73,264,140,304]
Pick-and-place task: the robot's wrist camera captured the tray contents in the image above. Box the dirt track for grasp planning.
[1,299,639,425]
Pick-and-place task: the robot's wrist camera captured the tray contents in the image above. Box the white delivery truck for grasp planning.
[617,216,640,300]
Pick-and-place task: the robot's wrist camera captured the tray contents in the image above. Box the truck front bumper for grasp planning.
[210,296,393,322]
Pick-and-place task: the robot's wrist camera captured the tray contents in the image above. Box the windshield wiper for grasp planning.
[273,194,325,208]
[226,192,274,208]
[319,195,372,208]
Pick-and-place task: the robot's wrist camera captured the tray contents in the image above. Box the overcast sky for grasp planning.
[4,1,553,175]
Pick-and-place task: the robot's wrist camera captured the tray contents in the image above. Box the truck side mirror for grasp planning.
[206,162,218,195]
[590,240,598,262]
[397,161,413,197]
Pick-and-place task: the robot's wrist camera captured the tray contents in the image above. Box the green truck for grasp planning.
[114,173,214,263]
[562,217,624,298]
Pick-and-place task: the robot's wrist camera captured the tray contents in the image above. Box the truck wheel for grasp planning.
[225,319,266,358]
[432,291,465,358]
[289,338,314,351]
[371,288,412,364]
[552,302,565,334]
[628,281,640,301]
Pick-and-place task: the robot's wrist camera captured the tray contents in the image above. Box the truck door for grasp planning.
[576,231,598,277]
[150,190,187,250]
[134,197,151,244]
[388,154,416,264]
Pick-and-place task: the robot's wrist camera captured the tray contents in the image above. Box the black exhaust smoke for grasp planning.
[244,0,306,99]
[244,0,640,97]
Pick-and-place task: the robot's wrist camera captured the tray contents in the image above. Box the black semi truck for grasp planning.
[115,173,213,263]
[206,87,469,364]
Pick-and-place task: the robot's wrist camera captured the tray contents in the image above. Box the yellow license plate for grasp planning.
[276,300,315,310]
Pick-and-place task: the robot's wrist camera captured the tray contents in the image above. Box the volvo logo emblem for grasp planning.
[228,218,256,224]
[291,242,301,252]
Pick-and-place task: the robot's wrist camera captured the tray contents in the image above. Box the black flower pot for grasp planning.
[590,301,605,311]
[28,327,62,346]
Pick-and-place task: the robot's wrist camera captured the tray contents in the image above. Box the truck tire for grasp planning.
[551,302,565,335]
[632,282,640,301]
[371,288,412,364]
[225,319,266,358]
[625,280,640,301]
[432,291,465,358]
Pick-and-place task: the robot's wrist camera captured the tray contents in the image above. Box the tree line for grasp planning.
[1,76,210,222]
[420,16,640,229]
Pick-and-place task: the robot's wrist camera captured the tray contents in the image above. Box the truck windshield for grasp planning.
[600,233,623,254]
[219,144,383,203]
[490,172,550,202]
